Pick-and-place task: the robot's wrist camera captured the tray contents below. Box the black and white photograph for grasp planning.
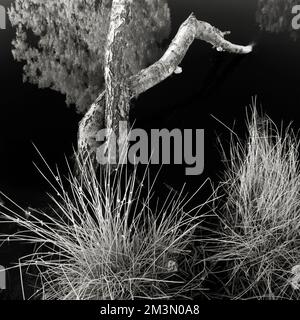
[1,0,300,311]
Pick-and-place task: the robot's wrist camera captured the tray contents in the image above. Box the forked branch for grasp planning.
[129,14,253,97]
[78,8,253,159]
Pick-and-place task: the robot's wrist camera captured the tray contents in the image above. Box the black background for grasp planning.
[1,0,300,200]
[1,0,300,300]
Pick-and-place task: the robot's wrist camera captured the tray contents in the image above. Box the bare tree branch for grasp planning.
[78,7,253,162]
[129,14,253,97]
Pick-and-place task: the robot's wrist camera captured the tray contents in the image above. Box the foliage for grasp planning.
[9,0,171,113]
[211,107,300,299]
[0,151,213,300]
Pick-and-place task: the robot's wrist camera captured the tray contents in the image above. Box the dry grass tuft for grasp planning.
[0,150,213,300]
[211,107,300,299]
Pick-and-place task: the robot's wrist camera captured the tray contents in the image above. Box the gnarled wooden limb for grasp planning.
[101,0,133,163]
[129,14,253,97]
[78,7,253,161]
[78,0,133,158]
[105,0,132,129]
[78,90,106,155]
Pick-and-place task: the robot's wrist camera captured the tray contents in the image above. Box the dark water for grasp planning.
[1,0,300,298]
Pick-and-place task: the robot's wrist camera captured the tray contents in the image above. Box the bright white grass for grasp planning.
[0,150,214,300]
[212,107,300,299]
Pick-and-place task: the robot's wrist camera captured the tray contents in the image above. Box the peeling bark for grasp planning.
[130,14,253,97]
[104,0,132,161]
[78,4,253,162]
[78,90,106,156]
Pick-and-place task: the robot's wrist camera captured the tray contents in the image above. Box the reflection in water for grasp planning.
[9,0,171,113]
[256,0,300,40]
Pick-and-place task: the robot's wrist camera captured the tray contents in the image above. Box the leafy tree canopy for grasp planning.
[9,0,171,113]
